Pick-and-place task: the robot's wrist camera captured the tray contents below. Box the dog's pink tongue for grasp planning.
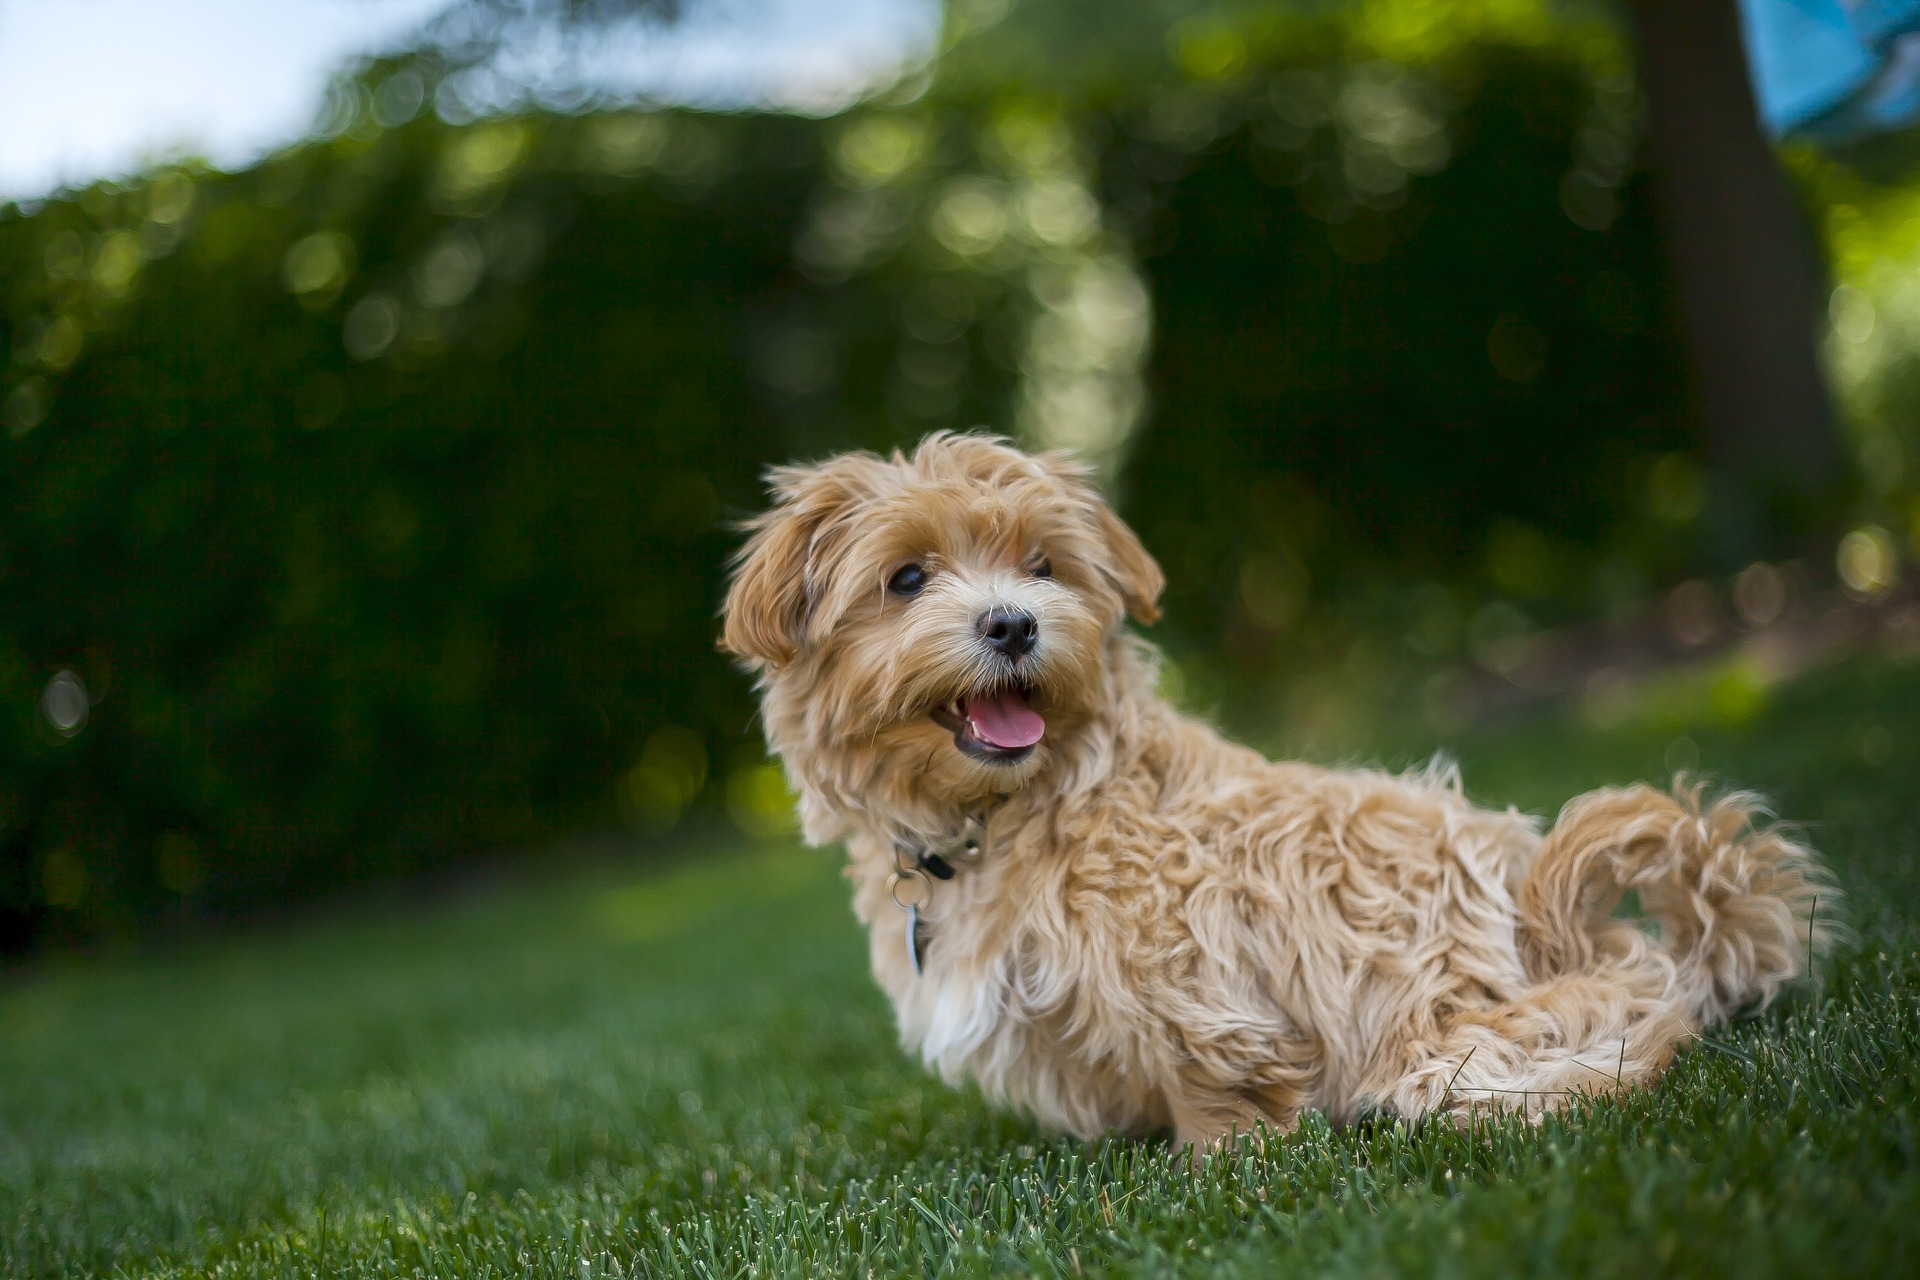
[964,690,1045,749]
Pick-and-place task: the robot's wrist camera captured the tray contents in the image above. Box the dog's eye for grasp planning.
[888,563,929,597]
[1029,558,1052,580]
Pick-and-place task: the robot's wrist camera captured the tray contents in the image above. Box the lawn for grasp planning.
[3,658,1917,1278]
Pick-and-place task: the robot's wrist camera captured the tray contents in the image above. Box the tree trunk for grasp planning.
[1625,0,1840,554]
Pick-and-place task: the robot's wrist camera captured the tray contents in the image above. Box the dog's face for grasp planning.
[721,434,1162,838]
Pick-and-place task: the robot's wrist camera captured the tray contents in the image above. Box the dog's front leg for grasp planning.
[1165,1074,1299,1159]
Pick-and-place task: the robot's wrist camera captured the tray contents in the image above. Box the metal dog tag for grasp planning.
[907,904,927,975]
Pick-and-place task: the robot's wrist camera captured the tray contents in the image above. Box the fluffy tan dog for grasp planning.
[721,432,1835,1149]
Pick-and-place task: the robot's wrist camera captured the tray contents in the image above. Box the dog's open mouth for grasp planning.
[930,684,1044,765]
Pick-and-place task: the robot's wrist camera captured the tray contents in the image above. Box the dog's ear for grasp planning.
[721,463,860,667]
[1036,451,1165,626]
[1092,500,1164,625]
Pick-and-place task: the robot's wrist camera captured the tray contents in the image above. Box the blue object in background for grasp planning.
[1741,0,1920,139]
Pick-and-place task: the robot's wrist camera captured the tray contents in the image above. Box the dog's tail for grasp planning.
[1516,781,1840,1028]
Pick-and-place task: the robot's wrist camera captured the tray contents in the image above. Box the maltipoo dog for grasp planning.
[721,433,1834,1149]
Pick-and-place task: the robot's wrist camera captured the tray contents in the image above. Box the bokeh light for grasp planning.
[39,672,89,738]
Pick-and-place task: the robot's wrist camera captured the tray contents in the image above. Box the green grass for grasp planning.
[4,659,1919,1278]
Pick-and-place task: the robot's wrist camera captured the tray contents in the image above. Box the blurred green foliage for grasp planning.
[1115,34,1694,690]
[1803,148,1920,547]
[0,3,1903,950]
[0,96,840,948]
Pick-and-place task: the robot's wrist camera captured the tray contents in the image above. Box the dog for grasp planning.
[720,432,1836,1149]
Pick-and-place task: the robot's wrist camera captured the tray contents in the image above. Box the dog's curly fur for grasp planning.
[721,433,1838,1149]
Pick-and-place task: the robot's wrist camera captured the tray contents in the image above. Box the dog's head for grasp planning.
[721,433,1162,840]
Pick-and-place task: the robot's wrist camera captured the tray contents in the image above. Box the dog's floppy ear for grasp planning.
[721,463,858,667]
[1036,450,1165,626]
[1092,499,1164,625]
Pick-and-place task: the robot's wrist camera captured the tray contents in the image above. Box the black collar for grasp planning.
[915,849,962,880]
[892,814,993,975]
[899,819,984,882]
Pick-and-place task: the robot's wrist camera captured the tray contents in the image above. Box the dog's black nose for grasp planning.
[977,606,1038,658]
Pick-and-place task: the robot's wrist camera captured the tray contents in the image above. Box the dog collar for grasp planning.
[913,842,970,880]
[888,816,988,975]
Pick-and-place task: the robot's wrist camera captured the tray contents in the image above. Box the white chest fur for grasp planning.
[859,856,1164,1138]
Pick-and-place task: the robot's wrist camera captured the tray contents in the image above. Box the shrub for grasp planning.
[0,16,1734,949]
